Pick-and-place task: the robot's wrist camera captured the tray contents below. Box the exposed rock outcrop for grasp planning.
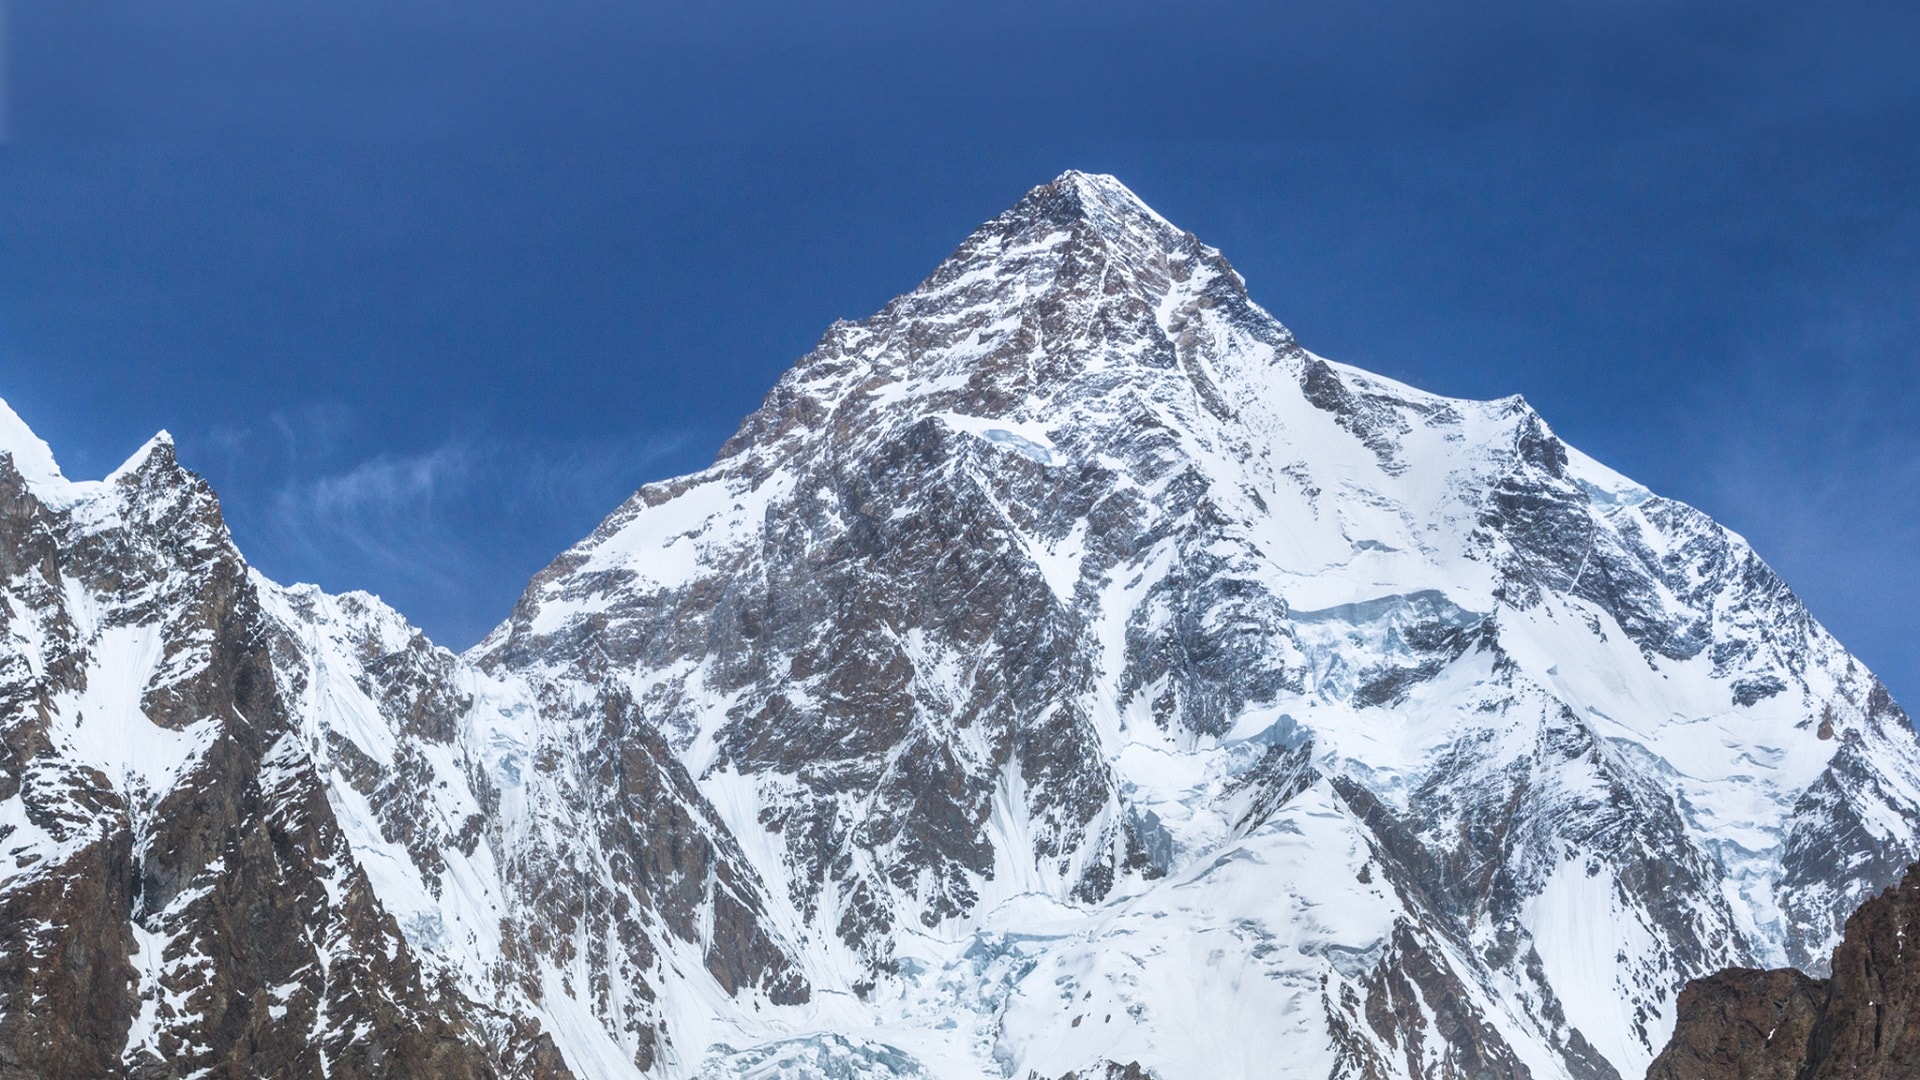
[1650,863,1920,1080]
[0,428,551,1077]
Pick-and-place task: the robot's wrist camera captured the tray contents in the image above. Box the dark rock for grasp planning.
[1649,862,1920,1080]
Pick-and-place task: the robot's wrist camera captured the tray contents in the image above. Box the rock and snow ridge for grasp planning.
[1649,861,1920,1080]
[3,171,1920,1080]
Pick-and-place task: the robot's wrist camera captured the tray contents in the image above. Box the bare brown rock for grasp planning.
[1649,862,1920,1080]
[1645,968,1824,1080]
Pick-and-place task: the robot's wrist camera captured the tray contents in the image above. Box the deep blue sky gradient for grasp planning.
[3,2,1918,704]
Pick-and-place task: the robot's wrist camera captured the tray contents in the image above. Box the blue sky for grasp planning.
[3,2,1917,704]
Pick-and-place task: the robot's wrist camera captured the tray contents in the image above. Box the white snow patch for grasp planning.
[933,413,1059,466]
[1520,859,1665,1077]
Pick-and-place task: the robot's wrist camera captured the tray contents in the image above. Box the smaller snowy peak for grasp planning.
[107,430,177,481]
[0,395,183,512]
[0,395,74,497]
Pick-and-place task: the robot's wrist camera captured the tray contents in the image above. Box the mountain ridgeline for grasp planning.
[2,172,1917,1080]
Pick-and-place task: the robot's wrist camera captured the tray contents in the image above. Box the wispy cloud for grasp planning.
[212,412,694,649]
[1679,288,1920,701]
[270,441,475,572]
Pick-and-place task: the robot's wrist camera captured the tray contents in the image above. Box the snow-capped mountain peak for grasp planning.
[5,174,1920,1080]
[459,173,1920,1079]
[1004,170,1193,256]
[0,396,67,493]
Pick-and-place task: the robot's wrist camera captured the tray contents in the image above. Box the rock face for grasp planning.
[0,430,511,1077]
[3,171,1920,1080]
[1650,862,1920,1080]
[1643,968,1825,1080]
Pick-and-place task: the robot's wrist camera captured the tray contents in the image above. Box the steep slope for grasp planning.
[1649,861,1920,1079]
[0,407,518,1076]
[473,172,1920,1080]
[250,576,805,1078]
[0,395,802,1077]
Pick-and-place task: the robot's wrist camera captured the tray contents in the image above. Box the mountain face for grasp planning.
[1649,861,1920,1080]
[3,171,1919,1080]
[0,425,519,1077]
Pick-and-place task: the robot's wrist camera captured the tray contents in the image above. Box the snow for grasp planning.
[0,791,62,877]
[0,395,118,510]
[701,1034,930,1080]
[0,395,174,511]
[539,967,654,1079]
[126,920,189,1060]
[0,396,69,493]
[49,622,221,800]
[252,578,518,1009]
[1521,859,1666,1076]
[932,412,1060,466]
[992,783,1403,1080]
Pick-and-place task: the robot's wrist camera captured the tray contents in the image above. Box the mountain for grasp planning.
[0,419,522,1076]
[4,171,1919,1080]
[1649,861,1920,1080]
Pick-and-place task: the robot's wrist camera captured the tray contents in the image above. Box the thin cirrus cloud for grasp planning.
[270,443,475,569]
[1668,285,1920,699]
[209,415,690,651]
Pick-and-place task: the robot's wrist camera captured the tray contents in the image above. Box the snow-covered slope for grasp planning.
[3,172,1917,1080]
[0,406,534,1075]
